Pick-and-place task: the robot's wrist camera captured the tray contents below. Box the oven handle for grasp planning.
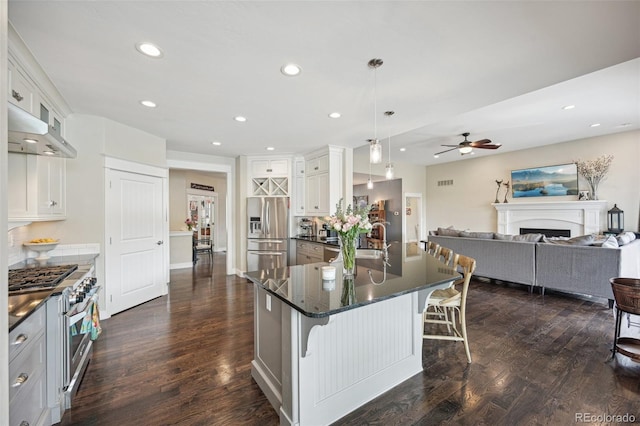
[65,293,98,327]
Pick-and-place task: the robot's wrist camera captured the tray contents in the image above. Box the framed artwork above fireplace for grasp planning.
[511,163,578,198]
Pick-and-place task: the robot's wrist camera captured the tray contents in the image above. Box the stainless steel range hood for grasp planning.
[8,102,77,158]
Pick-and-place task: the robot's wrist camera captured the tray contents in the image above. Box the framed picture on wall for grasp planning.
[511,163,578,198]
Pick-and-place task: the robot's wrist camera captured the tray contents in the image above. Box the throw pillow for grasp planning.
[543,234,596,246]
[437,227,461,237]
[616,231,637,246]
[512,233,544,242]
[494,233,515,241]
[600,235,619,248]
[459,231,495,239]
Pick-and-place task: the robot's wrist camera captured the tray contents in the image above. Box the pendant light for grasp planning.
[384,110,394,179]
[368,58,383,164]
[367,148,374,189]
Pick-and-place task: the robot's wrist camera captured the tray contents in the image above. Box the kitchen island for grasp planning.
[245,252,460,426]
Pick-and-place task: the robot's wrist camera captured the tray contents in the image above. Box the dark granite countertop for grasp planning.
[8,253,99,331]
[292,236,340,246]
[245,252,460,318]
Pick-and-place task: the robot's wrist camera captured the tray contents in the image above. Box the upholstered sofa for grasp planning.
[428,229,640,302]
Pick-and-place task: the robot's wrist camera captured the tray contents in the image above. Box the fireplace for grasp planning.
[493,200,607,236]
[520,227,571,238]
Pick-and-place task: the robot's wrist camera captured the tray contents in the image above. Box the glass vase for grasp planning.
[588,181,598,200]
[341,276,356,306]
[339,234,357,278]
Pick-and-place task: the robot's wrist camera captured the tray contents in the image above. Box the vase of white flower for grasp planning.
[575,155,614,200]
[327,199,372,280]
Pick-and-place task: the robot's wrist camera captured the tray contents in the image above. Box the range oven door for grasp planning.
[63,290,99,408]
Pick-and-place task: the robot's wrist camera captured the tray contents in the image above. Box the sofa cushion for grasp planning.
[460,231,495,239]
[616,231,637,246]
[437,227,461,237]
[543,234,596,246]
[512,233,544,242]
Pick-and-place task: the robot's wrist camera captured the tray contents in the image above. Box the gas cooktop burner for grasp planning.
[8,264,79,293]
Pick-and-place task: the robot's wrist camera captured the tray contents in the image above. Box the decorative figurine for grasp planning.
[494,179,503,203]
[503,181,510,203]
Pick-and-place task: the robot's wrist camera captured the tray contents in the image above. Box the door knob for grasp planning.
[156,240,164,245]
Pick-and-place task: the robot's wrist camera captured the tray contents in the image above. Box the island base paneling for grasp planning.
[252,284,453,426]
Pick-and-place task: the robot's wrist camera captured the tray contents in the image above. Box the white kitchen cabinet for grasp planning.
[293,157,305,215]
[9,305,49,426]
[248,156,291,196]
[250,158,289,177]
[8,57,38,115]
[296,240,324,265]
[304,147,343,217]
[8,152,67,221]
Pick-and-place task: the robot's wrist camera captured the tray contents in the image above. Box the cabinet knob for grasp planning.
[12,89,24,102]
[12,334,28,346]
[12,373,29,388]
[156,240,164,245]
[49,200,58,207]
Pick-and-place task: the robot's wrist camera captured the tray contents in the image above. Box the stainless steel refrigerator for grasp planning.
[247,197,289,272]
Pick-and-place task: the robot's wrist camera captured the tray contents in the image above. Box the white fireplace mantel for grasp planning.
[493,200,608,236]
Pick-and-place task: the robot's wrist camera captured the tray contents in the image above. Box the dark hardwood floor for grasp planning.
[61,254,640,425]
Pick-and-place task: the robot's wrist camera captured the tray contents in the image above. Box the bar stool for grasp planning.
[609,277,640,362]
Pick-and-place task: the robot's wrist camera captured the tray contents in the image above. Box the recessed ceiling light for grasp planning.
[140,100,157,108]
[23,138,38,144]
[590,123,601,128]
[562,105,576,110]
[211,141,222,146]
[433,154,439,159]
[234,116,247,122]
[135,42,163,58]
[266,147,275,151]
[617,122,632,128]
[43,151,55,155]
[400,148,406,152]
[328,112,341,119]
[281,63,302,76]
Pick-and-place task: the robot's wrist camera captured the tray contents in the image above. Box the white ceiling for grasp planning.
[8,1,640,166]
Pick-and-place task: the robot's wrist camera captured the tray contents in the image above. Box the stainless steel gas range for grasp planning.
[8,262,100,423]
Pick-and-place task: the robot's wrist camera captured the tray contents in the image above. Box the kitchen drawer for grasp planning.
[9,331,46,404]
[296,240,324,264]
[9,305,45,363]
[9,362,47,426]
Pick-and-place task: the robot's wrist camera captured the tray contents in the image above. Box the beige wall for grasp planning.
[168,169,227,250]
[425,130,640,233]
[103,117,166,167]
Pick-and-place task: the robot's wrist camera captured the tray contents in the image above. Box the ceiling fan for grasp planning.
[434,132,501,156]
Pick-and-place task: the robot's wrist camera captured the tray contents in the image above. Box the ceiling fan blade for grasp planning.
[474,144,501,149]
[470,139,492,146]
[434,147,458,156]
[441,144,459,148]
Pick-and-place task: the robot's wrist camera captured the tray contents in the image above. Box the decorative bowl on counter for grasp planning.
[23,240,60,260]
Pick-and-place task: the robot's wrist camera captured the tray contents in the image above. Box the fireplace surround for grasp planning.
[494,200,608,236]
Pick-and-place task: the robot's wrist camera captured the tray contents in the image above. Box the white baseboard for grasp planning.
[170,262,193,270]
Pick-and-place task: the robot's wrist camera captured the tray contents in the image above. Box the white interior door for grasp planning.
[106,169,165,315]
